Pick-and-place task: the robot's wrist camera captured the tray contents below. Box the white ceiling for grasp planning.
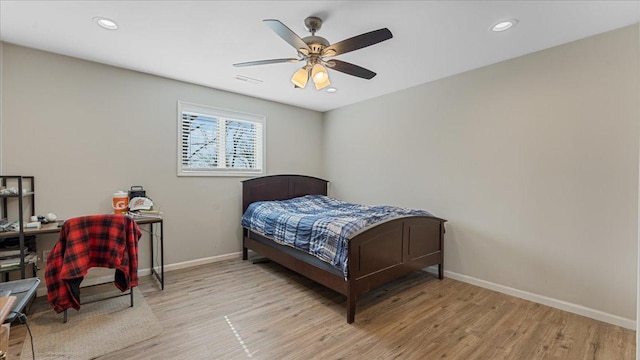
[1,1,638,112]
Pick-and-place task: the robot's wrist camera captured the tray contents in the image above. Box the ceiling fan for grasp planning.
[233,17,393,90]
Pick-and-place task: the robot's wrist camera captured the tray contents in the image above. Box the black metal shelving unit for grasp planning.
[0,176,36,279]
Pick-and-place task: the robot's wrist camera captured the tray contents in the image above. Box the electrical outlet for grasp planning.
[43,250,50,262]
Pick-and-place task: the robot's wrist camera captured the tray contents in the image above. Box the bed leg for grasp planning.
[438,264,443,280]
[242,246,248,261]
[347,278,356,323]
[347,294,356,324]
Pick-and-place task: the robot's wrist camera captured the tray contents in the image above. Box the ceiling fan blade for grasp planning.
[325,60,376,79]
[233,58,300,67]
[324,28,393,56]
[263,19,311,53]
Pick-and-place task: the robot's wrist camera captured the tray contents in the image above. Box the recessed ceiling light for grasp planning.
[326,87,337,93]
[491,19,518,32]
[93,16,119,30]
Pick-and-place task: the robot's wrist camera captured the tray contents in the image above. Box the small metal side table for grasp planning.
[131,217,164,290]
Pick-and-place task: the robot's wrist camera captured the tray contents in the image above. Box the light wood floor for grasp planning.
[9,258,636,359]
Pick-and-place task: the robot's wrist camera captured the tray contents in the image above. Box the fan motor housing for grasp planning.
[303,36,329,54]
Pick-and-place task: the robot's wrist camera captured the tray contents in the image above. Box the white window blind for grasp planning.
[178,101,265,176]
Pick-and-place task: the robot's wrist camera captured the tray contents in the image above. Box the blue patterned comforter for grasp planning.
[241,195,432,277]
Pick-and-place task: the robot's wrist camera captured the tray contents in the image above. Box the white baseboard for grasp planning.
[161,252,242,273]
[438,268,635,330]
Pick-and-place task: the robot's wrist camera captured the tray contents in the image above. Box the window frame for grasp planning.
[177,101,266,177]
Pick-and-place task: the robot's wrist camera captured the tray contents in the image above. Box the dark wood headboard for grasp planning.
[242,175,328,213]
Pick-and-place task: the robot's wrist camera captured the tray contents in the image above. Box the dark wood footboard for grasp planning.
[241,175,446,323]
[347,215,445,322]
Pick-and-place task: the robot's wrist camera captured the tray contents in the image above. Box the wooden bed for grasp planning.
[241,174,446,323]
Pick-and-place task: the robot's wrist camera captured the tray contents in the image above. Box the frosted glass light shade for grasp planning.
[314,76,331,90]
[291,67,309,88]
[311,64,328,83]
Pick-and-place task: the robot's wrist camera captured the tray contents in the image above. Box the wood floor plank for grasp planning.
[8,258,636,359]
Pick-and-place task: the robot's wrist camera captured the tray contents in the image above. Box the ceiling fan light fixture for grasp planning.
[291,67,309,88]
[311,63,329,83]
[314,76,331,90]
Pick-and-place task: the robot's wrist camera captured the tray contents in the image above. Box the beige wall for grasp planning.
[0,43,323,276]
[324,25,639,321]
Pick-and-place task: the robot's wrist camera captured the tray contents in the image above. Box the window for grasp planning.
[178,101,265,176]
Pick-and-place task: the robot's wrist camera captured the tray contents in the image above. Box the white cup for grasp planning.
[30,216,38,222]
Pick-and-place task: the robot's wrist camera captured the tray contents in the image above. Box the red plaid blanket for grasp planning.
[45,214,142,313]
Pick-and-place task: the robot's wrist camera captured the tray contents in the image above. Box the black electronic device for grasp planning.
[128,186,146,200]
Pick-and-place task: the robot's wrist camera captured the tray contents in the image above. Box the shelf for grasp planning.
[0,252,37,272]
[0,175,36,279]
[0,192,34,198]
[0,222,61,238]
